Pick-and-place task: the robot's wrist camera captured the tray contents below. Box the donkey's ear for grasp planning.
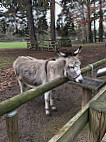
[57,51,66,57]
[73,46,82,56]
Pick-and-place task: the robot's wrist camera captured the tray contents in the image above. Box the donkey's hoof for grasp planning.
[45,110,51,116]
[51,106,57,111]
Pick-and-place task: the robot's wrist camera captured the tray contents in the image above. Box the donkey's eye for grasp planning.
[69,66,74,69]
[71,66,74,69]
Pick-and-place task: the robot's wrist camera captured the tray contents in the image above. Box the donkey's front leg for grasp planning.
[18,79,25,93]
[50,91,57,111]
[44,91,50,115]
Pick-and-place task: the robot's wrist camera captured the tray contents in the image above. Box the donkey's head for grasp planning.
[57,46,83,83]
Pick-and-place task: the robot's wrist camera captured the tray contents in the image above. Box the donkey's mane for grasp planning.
[63,52,74,57]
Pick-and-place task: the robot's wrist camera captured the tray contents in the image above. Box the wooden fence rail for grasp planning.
[49,85,106,142]
[0,58,106,117]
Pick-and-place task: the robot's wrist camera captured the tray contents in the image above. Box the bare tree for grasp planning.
[25,0,38,47]
[18,0,38,48]
[50,0,56,41]
[99,0,104,42]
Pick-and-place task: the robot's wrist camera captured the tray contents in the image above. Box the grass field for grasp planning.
[0,42,27,49]
[0,41,105,49]
[0,42,25,69]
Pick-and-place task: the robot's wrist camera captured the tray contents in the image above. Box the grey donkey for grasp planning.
[13,46,83,115]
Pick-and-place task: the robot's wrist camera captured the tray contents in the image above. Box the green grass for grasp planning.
[0,42,27,49]
[0,41,104,49]
[72,42,104,47]
[0,56,15,69]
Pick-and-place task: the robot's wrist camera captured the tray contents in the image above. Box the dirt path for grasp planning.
[0,45,106,142]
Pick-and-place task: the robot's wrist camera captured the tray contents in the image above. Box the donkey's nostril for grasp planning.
[79,79,83,83]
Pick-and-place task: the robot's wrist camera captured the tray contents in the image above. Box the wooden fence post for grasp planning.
[88,101,106,142]
[82,70,93,107]
[5,110,20,142]
[82,88,92,107]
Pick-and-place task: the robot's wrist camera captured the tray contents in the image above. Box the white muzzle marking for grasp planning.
[74,72,83,83]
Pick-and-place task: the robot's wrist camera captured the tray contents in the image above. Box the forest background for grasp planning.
[0,0,106,45]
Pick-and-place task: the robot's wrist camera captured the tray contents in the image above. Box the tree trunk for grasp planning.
[26,0,38,48]
[99,0,103,42]
[81,2,86,44]
[50,0,56,41]
[93,0,96,43]
[87,0,93,43]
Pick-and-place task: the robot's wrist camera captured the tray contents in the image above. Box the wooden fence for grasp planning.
[49,85,106,142]
[0,58,106,142]
[27,40,61,51]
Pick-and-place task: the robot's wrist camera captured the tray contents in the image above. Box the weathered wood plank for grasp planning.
[49,86,106,142]
[69,77,105,107]
[49,106,89,142]
[89,101,106,142]
[69,77,105,91]
[82,67,93,107]
[5,111,20,142]
[82,88,92,107]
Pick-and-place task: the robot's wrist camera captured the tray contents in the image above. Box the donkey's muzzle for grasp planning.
[74,72,83,83]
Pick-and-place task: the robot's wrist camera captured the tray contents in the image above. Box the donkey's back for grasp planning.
[13,56,46,90]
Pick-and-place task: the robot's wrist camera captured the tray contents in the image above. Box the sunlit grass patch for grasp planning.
[0,42,27,49]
